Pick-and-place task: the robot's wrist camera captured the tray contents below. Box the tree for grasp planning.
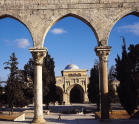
[24,58,34,82]
[42,54,56,104]
[88,60,100,110]
[114,37,139,116]
[23,58,34,104]
[4,53,27,114]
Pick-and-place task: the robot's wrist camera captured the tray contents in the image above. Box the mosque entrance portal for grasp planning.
[70,85,84,103]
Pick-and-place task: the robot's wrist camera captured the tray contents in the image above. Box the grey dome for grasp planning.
[65,64,79,70]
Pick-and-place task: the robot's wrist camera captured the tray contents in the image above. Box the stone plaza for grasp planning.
[0,104,139,124]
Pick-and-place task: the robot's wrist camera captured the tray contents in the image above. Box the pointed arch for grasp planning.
[70,84,84,103]
[67,84,84,95]
[0,14,33,45]
[108,10,139,44]
[42,13,99,46]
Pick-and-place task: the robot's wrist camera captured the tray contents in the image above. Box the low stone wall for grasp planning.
[13,113,25,122]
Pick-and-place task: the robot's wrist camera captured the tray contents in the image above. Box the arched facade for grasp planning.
[1,0,139,122]
[56,64,89,104]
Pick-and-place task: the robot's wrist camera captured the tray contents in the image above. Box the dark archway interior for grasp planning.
[56,87,63,104]
[70,85,84,103]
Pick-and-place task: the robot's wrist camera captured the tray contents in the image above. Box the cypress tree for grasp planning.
[115,38,139,115]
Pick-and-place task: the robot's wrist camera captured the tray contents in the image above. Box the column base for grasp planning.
[32,117,46,124]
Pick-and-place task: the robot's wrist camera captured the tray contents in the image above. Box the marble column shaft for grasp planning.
[30,48,47,124]
[95,46,111,120]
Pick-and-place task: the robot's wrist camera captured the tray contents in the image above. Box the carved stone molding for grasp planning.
[29,48,47,65]
[95,46,111,62]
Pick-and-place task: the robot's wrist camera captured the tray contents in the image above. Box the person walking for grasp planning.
[58,114,62,120]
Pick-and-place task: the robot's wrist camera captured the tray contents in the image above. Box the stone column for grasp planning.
[84,78,89,103]
[30,48,47,124]
[63,92,67,104]
[84,92,89,103]
[95,46,111,120]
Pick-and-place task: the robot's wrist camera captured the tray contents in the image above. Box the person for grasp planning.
[58,114,61,120]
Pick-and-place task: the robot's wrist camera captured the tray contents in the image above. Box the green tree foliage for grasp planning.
[24,58,34,82]
[23,58,34,104]
[4,53,27,114]
[43,54,56,104]
[88,60,100,110]
[115,37,139,115]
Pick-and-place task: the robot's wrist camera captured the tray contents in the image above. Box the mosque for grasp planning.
[55,64,89,104]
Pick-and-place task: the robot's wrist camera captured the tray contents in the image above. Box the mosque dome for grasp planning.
[64,64,79,70]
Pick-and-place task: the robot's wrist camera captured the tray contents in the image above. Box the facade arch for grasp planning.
[67,84,84,96]
[69,84,84,103]
[42,13,99,46]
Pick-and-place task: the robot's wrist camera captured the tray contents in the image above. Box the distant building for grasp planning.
[56,64,89,104]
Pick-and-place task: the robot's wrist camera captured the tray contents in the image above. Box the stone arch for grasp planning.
[108,10,139,44]
[0,14,33,45]
[69,84,84,103]
[42,13,99,46]
[67,84,84,95]
[56,86,64,104]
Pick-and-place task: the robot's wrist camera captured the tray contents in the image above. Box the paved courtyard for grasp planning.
[1,116,139,124]
[1,113,139,124]
[0,104,139,124]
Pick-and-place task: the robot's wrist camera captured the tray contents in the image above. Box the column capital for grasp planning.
[95,46,111,62]
[29,48,47,65]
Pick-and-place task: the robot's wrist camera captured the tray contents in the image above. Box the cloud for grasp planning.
[51,28,67,34]
[15,38,30,48]
[117,22,139,35]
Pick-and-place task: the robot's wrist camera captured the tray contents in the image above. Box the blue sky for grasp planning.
[0,15,139,81]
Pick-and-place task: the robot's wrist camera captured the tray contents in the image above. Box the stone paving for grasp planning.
[1,112,139,124]
[0,104,139,124]
[1,115,139,124]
